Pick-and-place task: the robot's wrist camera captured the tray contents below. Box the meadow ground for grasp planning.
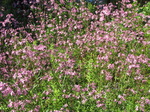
[0,0,150,111]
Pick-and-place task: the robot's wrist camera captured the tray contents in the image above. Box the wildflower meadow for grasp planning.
[0,0,150,111]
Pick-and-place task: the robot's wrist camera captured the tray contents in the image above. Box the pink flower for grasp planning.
[47,24,53,27]
[102,7,111,16]
[50,0,55,4]
[129,89,137,94]
[101,55,109,62]
[122,0,130,3]
[76,40,83,46]
[118,101,122,104]
[34,105,40,112]
[126,4,132,8]
[96,104,105,107]
[134,75,143,80]
[142,80,147,83]
[1,87,15,96]
[40,75,53,81]
[145,99,150,104]
[99,16,105,21]
[128,64,140,69]
[96,101,100,104]
[64,94,71,98]
[63,104,68,107]
[34,44,47,51]
[135,105,139,111]
[36,0,40,3]
[72,85,81,92]
[0,82,5,91]
[82,99,87,104]
[107,64,114,69]
[60,0,65,4]
[105,75,113,80]
[82,88,88,92]
[8,100,13,107]
[118,95,126,101]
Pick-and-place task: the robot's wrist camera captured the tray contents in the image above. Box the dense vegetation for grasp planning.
[0,0,150,111]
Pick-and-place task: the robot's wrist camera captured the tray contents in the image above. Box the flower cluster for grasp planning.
[0,0,150,111]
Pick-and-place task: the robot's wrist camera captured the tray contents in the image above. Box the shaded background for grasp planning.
[0,0,149,29]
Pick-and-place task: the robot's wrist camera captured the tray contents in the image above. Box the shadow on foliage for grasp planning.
[0,0,149,29]
[0,0,37,29]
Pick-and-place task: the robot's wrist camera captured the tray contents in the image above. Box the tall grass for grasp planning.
[0,0,150,111]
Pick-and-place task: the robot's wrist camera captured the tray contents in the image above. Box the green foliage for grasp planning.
[138,2,150,15]
[1,0,150,112]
